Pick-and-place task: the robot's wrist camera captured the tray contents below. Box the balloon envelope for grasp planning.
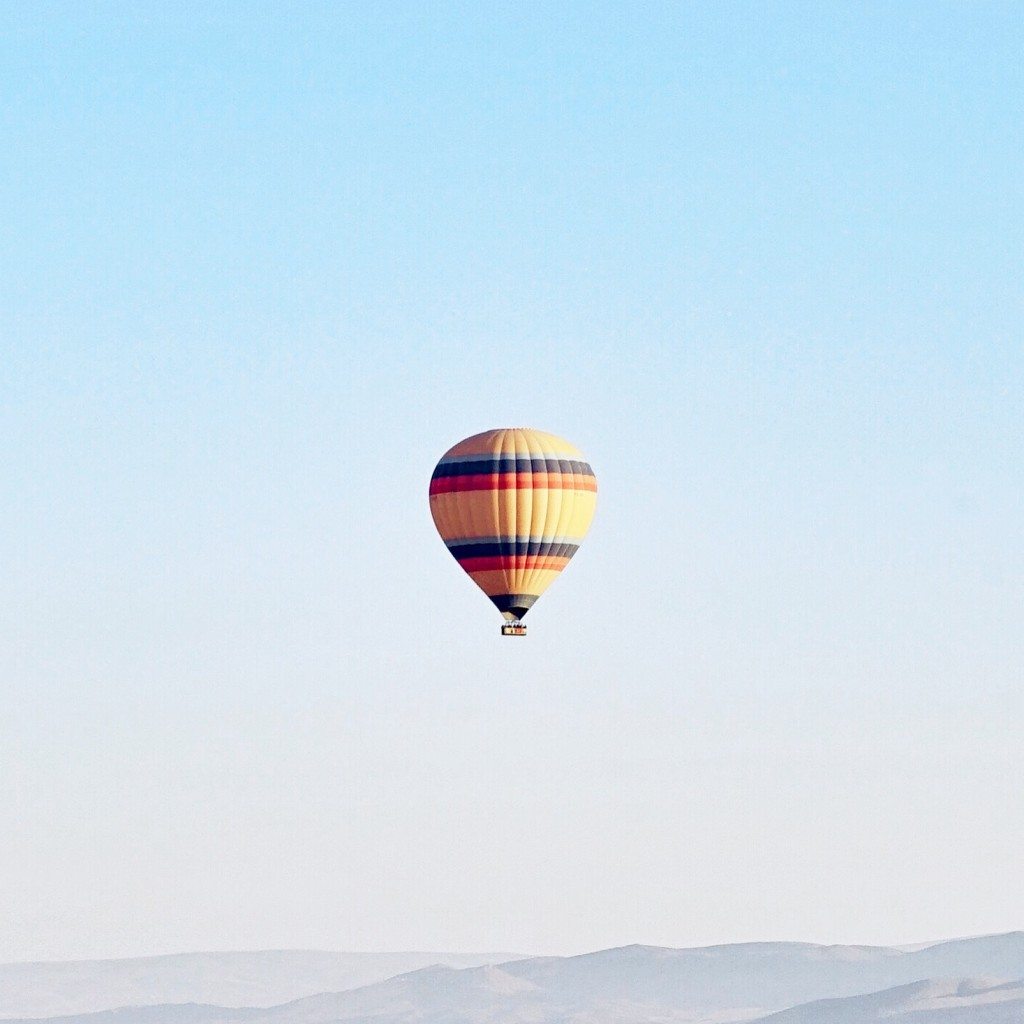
[429,428,597,621]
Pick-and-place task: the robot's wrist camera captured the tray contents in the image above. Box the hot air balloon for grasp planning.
[429,428,597,635]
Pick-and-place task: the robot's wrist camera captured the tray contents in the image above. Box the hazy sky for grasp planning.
[2,2,1022,962]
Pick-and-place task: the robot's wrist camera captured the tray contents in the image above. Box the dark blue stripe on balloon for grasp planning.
[448,541,580,559]
[431,458,594,479]
[491,594,539,616]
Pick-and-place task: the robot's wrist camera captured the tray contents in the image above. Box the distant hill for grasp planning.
[758,976,1024,1023]
[3,933,1023,1024]
[0,951,526,1019]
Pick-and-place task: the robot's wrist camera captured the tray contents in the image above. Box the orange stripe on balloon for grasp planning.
[457,555,571,573]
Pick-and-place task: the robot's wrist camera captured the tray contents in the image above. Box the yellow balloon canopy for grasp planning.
[429,428,597,630]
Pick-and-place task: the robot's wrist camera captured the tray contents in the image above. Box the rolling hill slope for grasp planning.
[4,934,1022,1024]
[0,950,525,1019]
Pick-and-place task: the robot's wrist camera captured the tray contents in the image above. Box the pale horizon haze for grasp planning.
[2,3,1022,962]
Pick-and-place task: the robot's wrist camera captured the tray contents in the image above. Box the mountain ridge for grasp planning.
[4,933,1023,1024]
[0,951,527,1019]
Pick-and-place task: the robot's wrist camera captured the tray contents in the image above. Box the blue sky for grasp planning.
[2,2,1022,960]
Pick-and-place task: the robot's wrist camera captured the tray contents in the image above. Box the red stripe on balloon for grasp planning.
[429,473,597,495]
